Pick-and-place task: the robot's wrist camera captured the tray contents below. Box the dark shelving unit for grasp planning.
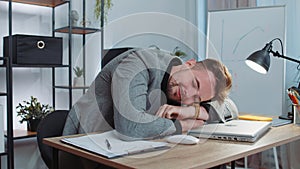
[1,0,104,168]
[53,0,103,109]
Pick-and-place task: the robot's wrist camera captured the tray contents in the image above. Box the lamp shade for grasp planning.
[245,50,270,74]
[245,43,272,74]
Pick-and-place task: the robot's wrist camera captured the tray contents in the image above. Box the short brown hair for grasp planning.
[192,58,232,103]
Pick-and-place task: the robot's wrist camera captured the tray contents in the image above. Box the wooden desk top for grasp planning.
[44,124,300,169]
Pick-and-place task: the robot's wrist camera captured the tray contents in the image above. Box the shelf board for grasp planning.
[0,152,7,156]
[3,0,69,7]
[11,64,69,68]
[55,26,101,35]
[4,129,37,140]
[54,85,89,89]
[0,92,7,96]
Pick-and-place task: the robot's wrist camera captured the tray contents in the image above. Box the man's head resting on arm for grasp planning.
[166,58,232,105]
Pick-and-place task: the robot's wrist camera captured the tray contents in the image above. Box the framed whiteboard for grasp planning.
[207,6,286,116]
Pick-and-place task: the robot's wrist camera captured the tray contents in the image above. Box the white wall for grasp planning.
[103,0,200,62]
[66,0,201,86]
[0,1,200,168]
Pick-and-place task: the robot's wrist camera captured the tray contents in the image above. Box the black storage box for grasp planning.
[4,34,63,65]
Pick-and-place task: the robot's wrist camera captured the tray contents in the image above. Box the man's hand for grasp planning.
[155,104,209,120]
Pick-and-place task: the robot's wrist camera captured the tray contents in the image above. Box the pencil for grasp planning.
[288,91,299,105]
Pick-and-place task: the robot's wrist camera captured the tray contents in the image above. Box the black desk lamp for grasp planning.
[245,38,300,120]
[246,38,300,73]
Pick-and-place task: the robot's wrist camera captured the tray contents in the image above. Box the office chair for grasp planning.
[36,110,69,168]
[102,47,133,68]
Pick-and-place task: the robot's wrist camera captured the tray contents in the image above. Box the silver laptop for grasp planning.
[187,120,272,142]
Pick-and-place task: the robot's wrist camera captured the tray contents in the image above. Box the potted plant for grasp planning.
[16,96,53,131]
[149,45,187,58]
[171,46,187,58]
[94,0,113,23]
[73,66,84,86]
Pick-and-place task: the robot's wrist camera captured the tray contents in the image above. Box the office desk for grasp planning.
[44,124,300,169]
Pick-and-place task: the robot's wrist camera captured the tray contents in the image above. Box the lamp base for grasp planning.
[279,112,293,121]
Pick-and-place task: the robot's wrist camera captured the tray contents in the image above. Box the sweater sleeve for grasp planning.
[203,98,239,123]
[111,51,177,141]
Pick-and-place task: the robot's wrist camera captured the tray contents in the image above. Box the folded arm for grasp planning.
[155,104,208,132]
[112,55,181,140]
[203,98,239,123]
[155,97,238,130]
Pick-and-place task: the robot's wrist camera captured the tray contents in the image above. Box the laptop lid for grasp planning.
[187,120,271,142]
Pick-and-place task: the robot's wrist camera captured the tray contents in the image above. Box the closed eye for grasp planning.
[195,78,201,102]
[192,79,197,88]
[196,78,200,90]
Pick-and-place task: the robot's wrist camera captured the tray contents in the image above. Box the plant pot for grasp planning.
[27,119,41,132]
[73,77,84,87]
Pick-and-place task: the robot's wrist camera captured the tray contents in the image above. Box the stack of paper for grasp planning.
[61,130,170,158]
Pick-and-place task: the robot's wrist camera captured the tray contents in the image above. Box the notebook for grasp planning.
[61,130,170,158]
[187,120,272,142]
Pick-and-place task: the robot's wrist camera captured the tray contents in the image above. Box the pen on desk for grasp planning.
[105,138,112,150]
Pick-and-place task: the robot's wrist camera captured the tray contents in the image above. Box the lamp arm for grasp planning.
[271,50,300,64]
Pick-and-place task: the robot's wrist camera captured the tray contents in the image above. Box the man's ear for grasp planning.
[184,59,196,68]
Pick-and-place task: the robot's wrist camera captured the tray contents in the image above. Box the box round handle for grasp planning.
[37,40,45,49]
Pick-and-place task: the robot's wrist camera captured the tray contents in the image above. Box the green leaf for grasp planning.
[16,96,53,123]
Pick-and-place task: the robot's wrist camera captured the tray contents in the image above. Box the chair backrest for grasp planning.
[37,110,69,168]
[101,47,133,68]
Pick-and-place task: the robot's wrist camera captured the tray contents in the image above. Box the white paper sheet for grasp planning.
[61,130,169,158]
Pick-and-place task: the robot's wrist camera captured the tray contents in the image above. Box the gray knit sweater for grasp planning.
[62,48,238,140]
